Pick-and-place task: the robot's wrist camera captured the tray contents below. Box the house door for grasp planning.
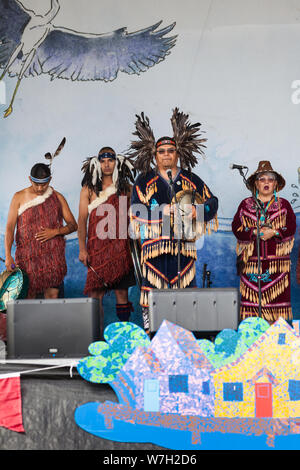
[255,383,273,417]
[144,379,160,412]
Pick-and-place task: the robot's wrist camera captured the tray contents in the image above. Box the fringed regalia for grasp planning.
[15,187,67,296]
[131,168,218,307]
[84,185,134,295]
[297,247,300,285]
[232,196,296,323]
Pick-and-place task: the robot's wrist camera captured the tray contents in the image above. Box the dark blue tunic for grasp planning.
[130,168,218,306]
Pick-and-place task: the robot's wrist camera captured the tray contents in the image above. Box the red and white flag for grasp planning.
[0,373,24,432]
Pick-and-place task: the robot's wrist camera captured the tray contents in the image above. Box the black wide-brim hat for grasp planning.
[247,160,285,192]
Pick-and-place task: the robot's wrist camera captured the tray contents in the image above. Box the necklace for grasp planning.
[258,195,274,224]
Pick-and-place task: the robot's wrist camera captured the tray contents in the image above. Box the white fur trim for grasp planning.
[18,187,53,216]
[117,154,134,171]
[112,163,118,185]
[88,184,117,214]
[89,157,101,186]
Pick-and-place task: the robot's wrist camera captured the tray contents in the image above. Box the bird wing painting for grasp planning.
[0,0,177,117]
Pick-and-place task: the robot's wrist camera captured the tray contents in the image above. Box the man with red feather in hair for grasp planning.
[78,147,136,326]
[5,157,77,299]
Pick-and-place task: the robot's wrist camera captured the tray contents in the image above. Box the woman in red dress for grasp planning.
[232,161,296,324]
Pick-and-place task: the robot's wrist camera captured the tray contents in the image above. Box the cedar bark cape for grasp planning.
[15,187,67,296]
[84,191,133,295]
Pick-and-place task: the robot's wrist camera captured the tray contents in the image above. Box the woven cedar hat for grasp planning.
[247,160,285,192]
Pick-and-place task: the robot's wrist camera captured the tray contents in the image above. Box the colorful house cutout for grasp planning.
[75,317,300,449]
[111,320,215,416]
[212,318,300,418]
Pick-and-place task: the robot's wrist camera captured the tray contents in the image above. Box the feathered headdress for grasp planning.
[171,107,206,171]
[127,113,156,175]
[81,153,135,196]
[127,108,207,174]
[44,137,66,170]
[115,154,135,194]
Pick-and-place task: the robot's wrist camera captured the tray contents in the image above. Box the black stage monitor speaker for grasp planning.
[6,298,101,359]
[148,288,240,334]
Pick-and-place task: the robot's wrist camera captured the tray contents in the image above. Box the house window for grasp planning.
[278,333,286,345]
[202,380,210,395]
[169,375,188,393]
[223,382,243,401]
[289,380,300,401]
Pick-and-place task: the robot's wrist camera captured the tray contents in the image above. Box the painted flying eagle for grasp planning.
[0,0,177,117]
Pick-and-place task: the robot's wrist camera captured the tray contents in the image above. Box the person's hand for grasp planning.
[35,227,59,243]
[5,255,16,272]
[260,227,276,241]
[79,250,90,266]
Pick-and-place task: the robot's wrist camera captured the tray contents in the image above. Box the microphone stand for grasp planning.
[202,263,207,288]
[167,170,182,289]
[206,270,212,288]
[235,168,268,318]
[202,263,213,288]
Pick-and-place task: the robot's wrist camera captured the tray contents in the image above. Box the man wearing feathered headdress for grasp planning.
[4,138,77,299]
[78,146,136,328]
[128,108,219,331]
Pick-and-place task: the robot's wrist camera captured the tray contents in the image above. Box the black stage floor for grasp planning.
[0,358,164,452]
